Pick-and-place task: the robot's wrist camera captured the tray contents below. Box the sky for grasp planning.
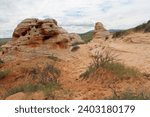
[0,0,150,38]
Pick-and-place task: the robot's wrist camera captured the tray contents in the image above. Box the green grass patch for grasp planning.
[110,90,150,100]
[5,81,60,98]
[102,62,140,78]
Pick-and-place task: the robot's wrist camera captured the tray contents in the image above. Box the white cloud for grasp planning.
[0,0,150,38]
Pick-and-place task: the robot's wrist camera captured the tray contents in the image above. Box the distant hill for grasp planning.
[113,20,150,38]
[0,38,10,46]
[79,29,124,43]
[109,29,124,33]
[79,30,93,43]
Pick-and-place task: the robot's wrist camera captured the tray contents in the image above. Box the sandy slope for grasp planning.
[109,33,150,73]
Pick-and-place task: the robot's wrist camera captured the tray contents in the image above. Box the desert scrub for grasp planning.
[0,70,9,80]
[4,81,60,98]
[80,51,115,79]
[28,63,61,84]
[80,51,140,79]
[110,90,150,100]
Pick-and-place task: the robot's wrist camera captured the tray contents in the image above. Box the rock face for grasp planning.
[93,22,110,40]
[11,18,83,48]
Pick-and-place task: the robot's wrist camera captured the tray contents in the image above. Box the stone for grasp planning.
[69,33,84,46]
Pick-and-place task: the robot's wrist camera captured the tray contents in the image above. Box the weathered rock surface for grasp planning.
[93,22,110,40]
[10,18,83,48]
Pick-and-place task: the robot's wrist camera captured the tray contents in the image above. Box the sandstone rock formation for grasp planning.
[93,22,110,40]
[9,18,83,48]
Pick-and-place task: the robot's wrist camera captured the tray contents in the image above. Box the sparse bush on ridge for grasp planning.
[80,50,140,79]
[112,30,130,38]
[112,20,150,38]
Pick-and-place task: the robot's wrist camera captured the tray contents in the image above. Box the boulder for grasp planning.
[69,33,84,46]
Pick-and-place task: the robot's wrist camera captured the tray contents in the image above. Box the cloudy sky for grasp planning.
[0,0,150,38]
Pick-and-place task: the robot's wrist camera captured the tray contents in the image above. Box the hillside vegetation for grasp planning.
[0,38,10,46]
[113,20,150,38]
[79,31,93,43]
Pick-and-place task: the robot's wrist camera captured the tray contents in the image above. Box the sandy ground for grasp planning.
[1,32,150,99]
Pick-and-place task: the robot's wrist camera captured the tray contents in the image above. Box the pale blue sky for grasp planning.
[0,0,150,38]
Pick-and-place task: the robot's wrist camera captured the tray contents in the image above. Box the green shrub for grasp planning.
[80,51,140,79]
[5,81,60,98]
[28,63,61,84]
[80,64,97,79]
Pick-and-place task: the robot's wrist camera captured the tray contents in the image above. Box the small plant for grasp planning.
[28,63,60,84]
[80,64,97,79]
[80,51,116,79]
[80,50,140,79]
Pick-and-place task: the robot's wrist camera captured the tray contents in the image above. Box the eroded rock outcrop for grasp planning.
[93,22,110,40]
[10,18,83,48]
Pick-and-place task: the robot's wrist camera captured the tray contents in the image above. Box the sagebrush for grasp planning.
[80,51,140,79]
